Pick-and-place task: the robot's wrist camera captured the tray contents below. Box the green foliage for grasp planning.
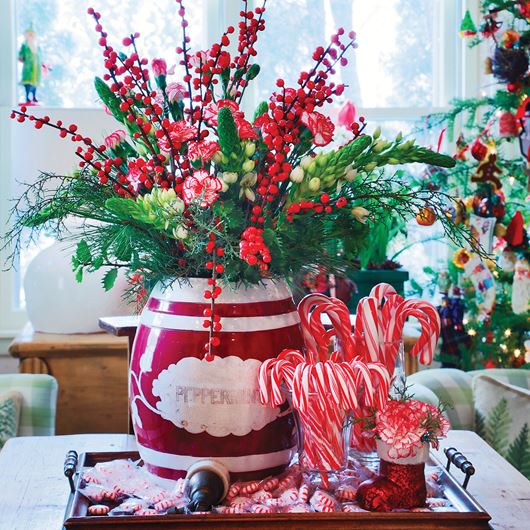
[253,101,269,123]
[475,410,487,440]
[217,107,241,158]
[506,423,530,479]
[94,77,124,123]
[485,398,511,455]
[102,268,118,291]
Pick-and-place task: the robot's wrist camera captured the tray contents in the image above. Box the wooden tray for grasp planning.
[63,449,491,529]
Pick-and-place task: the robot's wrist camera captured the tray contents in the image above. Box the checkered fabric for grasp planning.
[0,374,58,436]
[408,369,474,430]
[469,369,530,391]
[408,382,441,408]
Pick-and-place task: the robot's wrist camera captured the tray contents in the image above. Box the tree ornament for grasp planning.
[471,144,503,189]
[460,10,478,37]
[484,56,493,75]
[501,30,520,49]
[512,257,530,314]
[470,138,488,161]
[416,206,436,226]
[481,12,502,38]
[463,254,496,315]
[469,214,496,253]
[505,210,525,247]
[499,110,520,137]
[494,222,507,238]
[471,184,506,220]
[498,248,517,272]
[454,133,469,160]
[491,46,529,84]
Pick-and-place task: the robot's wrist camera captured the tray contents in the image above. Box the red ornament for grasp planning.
[416,206,436,226]
[498,111,520,138]
[357,459,427,511]
[505,210,525,247]
[471,138,488,161]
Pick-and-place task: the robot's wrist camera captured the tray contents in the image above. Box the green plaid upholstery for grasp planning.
[0,374,57,436]
[408,382,441,408]
[0,391,22,448]
[469,369,530,390]
[408,368,474,430]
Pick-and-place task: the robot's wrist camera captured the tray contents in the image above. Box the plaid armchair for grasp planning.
[0,374,58,436]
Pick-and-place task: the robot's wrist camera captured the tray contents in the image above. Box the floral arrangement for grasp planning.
[6,1,462,358]
[374,396,450,459]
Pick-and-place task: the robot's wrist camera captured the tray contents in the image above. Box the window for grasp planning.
[16,0,207,107]
[0,0,479,333]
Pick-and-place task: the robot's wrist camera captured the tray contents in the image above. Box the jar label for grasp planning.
[152,356,280,437]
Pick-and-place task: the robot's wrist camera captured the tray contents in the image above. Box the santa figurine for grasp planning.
[18,24,47,105]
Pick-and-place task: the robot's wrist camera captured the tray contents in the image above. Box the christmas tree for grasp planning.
[419,1,530,370]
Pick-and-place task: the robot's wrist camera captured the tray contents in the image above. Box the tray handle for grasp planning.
[64,450,79,494]
[444,446,475,489]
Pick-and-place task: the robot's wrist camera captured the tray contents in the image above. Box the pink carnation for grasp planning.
[203,99,243,126]
[337,100,356,130]
[151,58,167,77]
[157,120,198,151]
[187,141,220,163]
[300,111,335,146]
[104,129,127,149]
[166,82,186,102]
[182,170,222,207]
[376,399,450,459]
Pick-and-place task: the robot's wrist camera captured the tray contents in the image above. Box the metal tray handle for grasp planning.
[64,450,79,494]
[444,447,475,489]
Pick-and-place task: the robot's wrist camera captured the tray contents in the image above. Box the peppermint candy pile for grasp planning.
[79,459,453,517]
[80,459,189,516]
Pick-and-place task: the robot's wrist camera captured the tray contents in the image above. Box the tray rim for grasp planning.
[63,448,491,527]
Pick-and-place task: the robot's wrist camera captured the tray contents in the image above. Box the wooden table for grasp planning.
[8,324,129,434]
[0,431,528,530]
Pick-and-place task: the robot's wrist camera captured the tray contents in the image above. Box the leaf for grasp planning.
[245,64,260,80]
[505,423,530,479]
[75,268,83,283]
[102,268,118,291]
[105,198,142,221]
[485,398,511,456]
[94,77,124,123]
[475,410,487,440]
[409,148,456,168]
[113,229,133,262]
[253,101,269,123]
[76,240,91,264]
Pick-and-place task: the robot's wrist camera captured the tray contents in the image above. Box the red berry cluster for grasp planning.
[202,231,226,361]
[285,194,348,222]
[239,227,271,271]
[254,29,356,206]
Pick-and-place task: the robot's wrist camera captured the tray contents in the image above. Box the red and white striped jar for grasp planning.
[130,278,302,483]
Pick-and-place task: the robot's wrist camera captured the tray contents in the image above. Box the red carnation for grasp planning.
[203,99,243,126]
[157,120,198,151]
[300,111,335,146]
[182,170,222,207]
[187,140,220,163]
[235,117,258,140]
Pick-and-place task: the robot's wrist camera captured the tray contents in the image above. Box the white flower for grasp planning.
[173,225,189,240]
[222,172,238,184]
[300,155,313,170]
[351,206,370,224]
[290,166,305,183]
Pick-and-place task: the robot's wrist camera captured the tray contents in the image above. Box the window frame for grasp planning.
[0,0,481,336]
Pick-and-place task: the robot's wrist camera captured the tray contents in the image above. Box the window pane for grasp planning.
[255,0,438,108]
[16,0,205,107]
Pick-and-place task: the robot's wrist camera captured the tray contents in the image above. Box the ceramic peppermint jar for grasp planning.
[129,278,303,483]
